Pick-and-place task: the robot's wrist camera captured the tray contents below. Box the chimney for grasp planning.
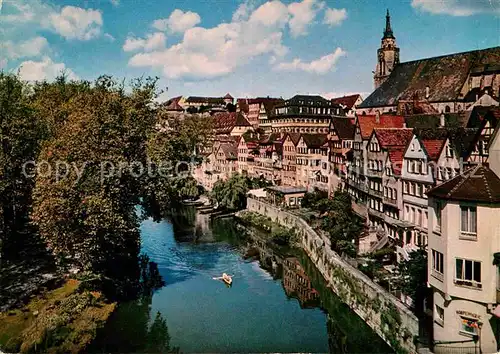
[440,113,445,127]
[403,122,407,128]
[375,111,380,123]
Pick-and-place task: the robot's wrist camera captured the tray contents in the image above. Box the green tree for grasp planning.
[321,191,363,257]
[31,76,158,297]
[209,174,266,211]
[395,247,428,315]
[0,74,44,257]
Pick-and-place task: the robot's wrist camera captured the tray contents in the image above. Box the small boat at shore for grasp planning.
[213,273,233,285]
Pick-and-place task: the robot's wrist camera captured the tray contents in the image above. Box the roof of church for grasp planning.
[404,113,469,129]
[357,114,405,139]
[427,165,500,203]
[331,94,361,110]
[359,46,500,108]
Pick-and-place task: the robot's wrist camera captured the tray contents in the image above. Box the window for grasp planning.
[432,249,444,276]
[403,181,408,194]
[460,318,480,336]
[435,202,442,232]
[460,206,477,236]
[435,305,444,326]
[455,258,481,288]
[416,184,422,197]
[410,183,415,195]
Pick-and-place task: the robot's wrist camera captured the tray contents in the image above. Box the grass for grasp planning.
[0,279,116,353]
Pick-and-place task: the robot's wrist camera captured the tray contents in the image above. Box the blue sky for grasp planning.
[1,0,499,101]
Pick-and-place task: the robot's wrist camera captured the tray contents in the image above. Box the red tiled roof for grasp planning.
[220,143,238,160]
[163,96,184,111]
[331,94,361,110]
[213,112,251,135]
[331,117,355,139]
[387,147,405,175]
[421,139,446,161]
[357,115,405,139]
[373,128,413,148]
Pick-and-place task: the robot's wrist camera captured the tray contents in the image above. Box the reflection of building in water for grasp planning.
[282,257,319,308]
[194,212,213,242]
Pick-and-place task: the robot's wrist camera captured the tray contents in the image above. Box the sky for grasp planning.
[1,0,500,102]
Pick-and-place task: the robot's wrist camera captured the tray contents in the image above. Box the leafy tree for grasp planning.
[300,188,328,210]
[210,174,267,211]
[31,76,159,297]
[0,74,44,257]
[395,247,428,315]
[321,191,363,257]
[186,106,198,114]
[226,103,236,112]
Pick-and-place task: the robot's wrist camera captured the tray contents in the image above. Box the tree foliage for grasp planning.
[395,247,428,314]
[210,174,270,211]
[0,74,44,257]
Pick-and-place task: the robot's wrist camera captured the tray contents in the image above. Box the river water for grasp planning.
[91,210,392,353]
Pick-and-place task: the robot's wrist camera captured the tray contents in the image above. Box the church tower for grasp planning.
[374,10,400,89]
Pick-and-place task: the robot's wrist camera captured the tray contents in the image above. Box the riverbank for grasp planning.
[244,197,420,354]
[0,279,116,353]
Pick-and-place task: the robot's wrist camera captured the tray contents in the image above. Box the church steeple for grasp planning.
[373,9,400,89]
[383,9,394,39]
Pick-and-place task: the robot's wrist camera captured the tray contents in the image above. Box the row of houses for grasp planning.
[189,11,500,352]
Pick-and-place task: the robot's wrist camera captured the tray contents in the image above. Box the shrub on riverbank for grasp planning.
[0,279,116,353]
[237,211,297,246]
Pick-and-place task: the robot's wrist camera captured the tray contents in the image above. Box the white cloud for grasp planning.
[50,6,103,40]
[109,0,120,6]
[232,0,258,22]
[104,33,115,41]
[1,36,49,59]
[319,91,369,100]
[411,0,500,16]
[17,57,79,82]
[274,47,346,74]
[152,9,201,33]
[0,59,8,70]
[287,0,324,37]
[129,1,290,80]
[123,32,166,52]
[323,8,347,26]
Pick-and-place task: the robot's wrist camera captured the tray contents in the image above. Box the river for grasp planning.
[90,209,393,353]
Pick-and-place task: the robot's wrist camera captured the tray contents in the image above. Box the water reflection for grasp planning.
[92,210,391,353]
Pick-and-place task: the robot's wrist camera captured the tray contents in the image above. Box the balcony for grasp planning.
[366,169,383,178]
[368,188,383,198]
[348,180,368,193]
[383,197,398,208]
[368,208,385,220]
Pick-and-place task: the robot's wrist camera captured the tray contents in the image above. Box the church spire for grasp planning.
[383,9,395,39]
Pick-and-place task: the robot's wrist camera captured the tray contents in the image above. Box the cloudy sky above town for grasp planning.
[1,0,499,101]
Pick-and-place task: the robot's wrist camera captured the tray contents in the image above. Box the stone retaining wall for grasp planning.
[246,197,419,354]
